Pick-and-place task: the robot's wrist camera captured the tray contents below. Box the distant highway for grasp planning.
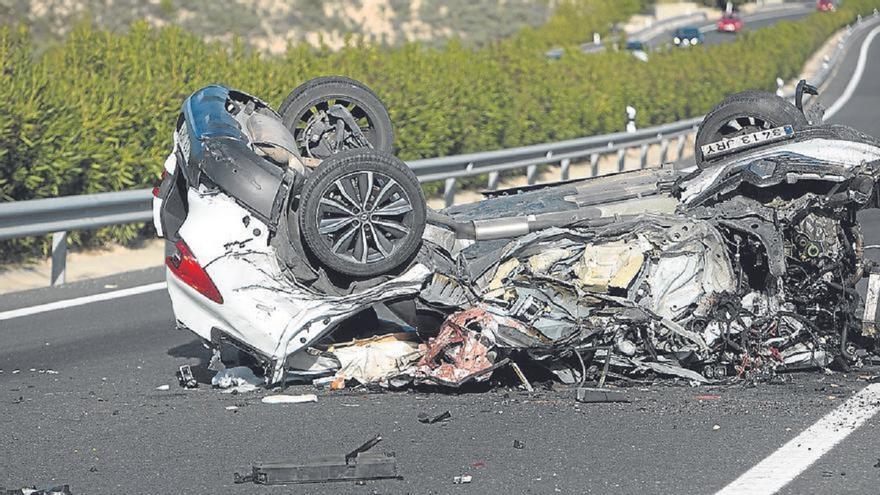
[643,6,813,49]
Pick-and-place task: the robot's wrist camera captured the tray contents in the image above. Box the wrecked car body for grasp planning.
[154,78,880,388]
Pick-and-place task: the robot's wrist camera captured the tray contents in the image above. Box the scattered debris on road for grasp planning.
[234,434,400,485]
[176,365,198,389]
[513,440,525,449]
[575,387,628,403]
[453,475,473,484]
[418,410,451,424]
[1,486,73,495]
[212,366,263,394]
[261,394,317,404]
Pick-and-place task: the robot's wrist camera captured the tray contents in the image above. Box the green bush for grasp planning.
[0,0,878,261]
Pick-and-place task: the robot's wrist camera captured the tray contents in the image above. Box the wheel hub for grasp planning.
[315,171,414,265]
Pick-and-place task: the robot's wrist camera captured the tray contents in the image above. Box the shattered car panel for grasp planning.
[155,80,880,388]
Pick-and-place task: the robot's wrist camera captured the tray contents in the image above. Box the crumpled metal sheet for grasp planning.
[574,239,648,293]
[646,221,735,321]
[410,308,501,386]
[329,333,421,385]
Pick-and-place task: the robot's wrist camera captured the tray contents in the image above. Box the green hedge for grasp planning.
[0,0,877,261]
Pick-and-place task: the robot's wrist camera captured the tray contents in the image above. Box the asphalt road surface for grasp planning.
[4,13,880,495]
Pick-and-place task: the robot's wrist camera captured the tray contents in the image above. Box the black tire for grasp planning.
[279,76,394,159]
[695,90,808,167]
[298,149,426,278]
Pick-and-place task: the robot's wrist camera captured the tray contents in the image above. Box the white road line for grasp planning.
[0,282,167,321]
[824,24,880,119]
[715,383,880,495]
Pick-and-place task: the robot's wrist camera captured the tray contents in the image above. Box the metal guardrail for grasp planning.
[1,11,878,287]
[0,189,153,284]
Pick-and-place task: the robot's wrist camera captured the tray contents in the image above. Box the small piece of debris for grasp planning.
[576,387,628,403]
[177,364,198,389]
[225,406,239,411]
[453,475,473,484]
[513,440,525,449]
[712,424,721,431]
[418,411,452,424]
[261,394,317,404]
[155,385,170,391]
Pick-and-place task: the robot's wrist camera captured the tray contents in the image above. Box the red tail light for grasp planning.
[166,240,223,304]
[153,170,169,197]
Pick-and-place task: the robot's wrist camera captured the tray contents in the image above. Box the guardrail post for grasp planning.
[659,138,670,163]
[617,149,626,172]
[526,165,538,185]
[675,135,687,161]
[51,231,68,286]
[487,171,500,191]
[560,159,571,181]
[444,177,457,207]
[590,153,599,177]
[639,144,649,169]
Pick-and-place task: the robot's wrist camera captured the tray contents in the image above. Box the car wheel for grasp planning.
[279,76,394,159]
[695,90,808,168]
[298,149,426,278]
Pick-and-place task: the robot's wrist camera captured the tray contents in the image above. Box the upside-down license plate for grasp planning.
[701,125,794,159]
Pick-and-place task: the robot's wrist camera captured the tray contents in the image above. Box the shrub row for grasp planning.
[0,0,877,260]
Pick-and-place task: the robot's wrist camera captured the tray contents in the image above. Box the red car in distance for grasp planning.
[817,0,836,11]
[717,14,743,33]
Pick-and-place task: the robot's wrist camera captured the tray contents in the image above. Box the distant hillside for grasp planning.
[0,0,551,53]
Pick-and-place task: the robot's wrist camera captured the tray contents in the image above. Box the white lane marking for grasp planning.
[825,24,880,119]
[715,383,880,495]
[0,282,167,321]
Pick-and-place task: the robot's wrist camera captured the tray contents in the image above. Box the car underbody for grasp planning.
[154,79,880,390]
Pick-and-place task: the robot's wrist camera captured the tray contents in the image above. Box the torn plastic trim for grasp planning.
[180,85,298,231]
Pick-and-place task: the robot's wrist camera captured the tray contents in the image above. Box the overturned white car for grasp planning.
[153,77,880,388]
